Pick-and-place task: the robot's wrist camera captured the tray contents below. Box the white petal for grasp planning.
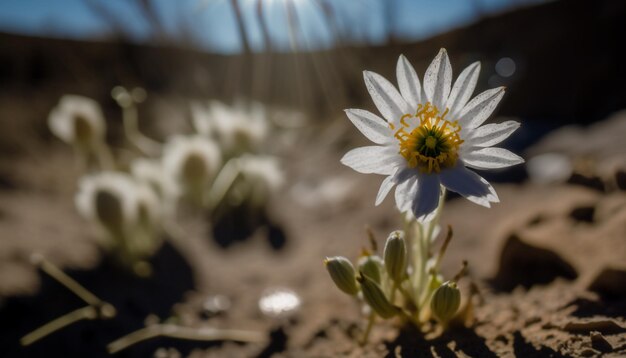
[459,87,505,130]
[375,173,396,205]
[363,71,411,124]
[423,48,452,110]
[462,147,525,169]
[48,109,73,143]
[396,55,422,109]
[395,176,417,213]
[340,146,400,175]
[474,175,499,205]
[345,109,392,145]
[412,174,441,220]
[446,62,480,118]
[466,120,520,147]
[439,162,498,207]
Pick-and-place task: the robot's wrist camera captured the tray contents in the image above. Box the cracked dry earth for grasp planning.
[0,108,625,357]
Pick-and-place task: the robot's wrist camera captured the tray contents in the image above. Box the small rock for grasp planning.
[579,347,601,357]
[588,268,626,299]
[567,173,605,192]
[569,206,596,223]
[491,234,578,291]
[563,319,625,335]
[590,331,613,353]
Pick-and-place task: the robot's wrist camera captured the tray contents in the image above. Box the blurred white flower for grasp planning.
[238,154,285,193]
[162,135,222,201]
[191,100,268,154]
[131,158,180,215]
[76,172,136,233]
[48,95,106,150]
[75,171,163,256]
[342,49,524,220]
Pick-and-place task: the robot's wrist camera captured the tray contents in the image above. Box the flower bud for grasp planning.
[358,255,383,284]
[430,281,461,324]
[357,274,399,319]
[383,231,407,283]
[324,257,359,295]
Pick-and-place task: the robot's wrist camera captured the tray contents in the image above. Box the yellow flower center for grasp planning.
[392,102,463,173]
[425,136,437,149]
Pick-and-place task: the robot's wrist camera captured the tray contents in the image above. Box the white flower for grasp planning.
[341,49,524,220]
[75,171,162,237]
[237,154,285,193]
[217,155,284,209]
[48,95,106,149]
[162,135,222,198]
[131,158,180,215]
[191,100,268,153]
[76,172,163,262]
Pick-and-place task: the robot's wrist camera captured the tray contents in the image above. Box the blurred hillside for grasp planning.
[0,0,624,121]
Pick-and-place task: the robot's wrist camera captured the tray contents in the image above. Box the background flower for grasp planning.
[48,95,106,150]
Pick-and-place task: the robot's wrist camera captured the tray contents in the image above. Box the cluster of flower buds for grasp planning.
[325,227,464,341]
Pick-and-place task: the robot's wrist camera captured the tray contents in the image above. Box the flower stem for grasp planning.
[390,282,398,304]
[21,255,117,347]
[121,102,161,156]
[206,158,241,210]
[360,312,376,346]
[31,254,101,306]
[107,324,266,354]
[433,226,454,273]
[20,306,97,346]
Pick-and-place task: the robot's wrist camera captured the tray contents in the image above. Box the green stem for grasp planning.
[107,324,266,354]
[21,306,97,346]
[122,104,161,156]
[398,308,421,327]
[411,188,447,310]
[433,226,453,273]
[32,255,102,306]
[360,313,376,346]
[397,284,413,304]
[206,158,241,210]
[389,282,398,304]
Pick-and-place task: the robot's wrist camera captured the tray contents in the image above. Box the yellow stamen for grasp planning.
[394,102,463,174]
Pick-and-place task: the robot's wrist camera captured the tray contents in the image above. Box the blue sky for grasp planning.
[0,0,547,53]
